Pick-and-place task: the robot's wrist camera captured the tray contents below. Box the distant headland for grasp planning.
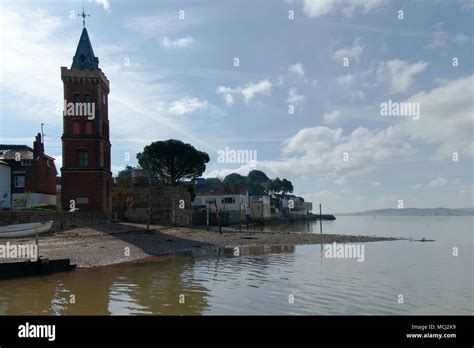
[336,207,474,216]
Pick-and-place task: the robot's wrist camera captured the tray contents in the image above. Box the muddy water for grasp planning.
[0,217,472,315]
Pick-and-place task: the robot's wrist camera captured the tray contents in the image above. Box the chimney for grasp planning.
[33,133,44,157]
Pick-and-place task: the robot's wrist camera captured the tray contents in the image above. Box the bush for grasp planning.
[30,204,62,211]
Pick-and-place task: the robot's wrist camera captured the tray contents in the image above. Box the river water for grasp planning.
[0,216,472,315]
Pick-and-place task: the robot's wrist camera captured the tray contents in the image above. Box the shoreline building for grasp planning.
[60,25,112,213]
[0,134,57,208]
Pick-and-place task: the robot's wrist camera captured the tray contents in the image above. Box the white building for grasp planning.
[193,187,249,212]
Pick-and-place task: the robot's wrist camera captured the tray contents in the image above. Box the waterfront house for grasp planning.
[0,133,57,208]
[0,161,11,208]
[249,195,271,221]
[287,195,312,215]
[193,186,249,211]
[193,186,249,224]
[273,194,312,216]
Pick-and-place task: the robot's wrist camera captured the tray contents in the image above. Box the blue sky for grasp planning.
[0,0,473,213]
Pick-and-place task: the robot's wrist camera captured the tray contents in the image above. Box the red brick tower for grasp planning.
[60,25,112,214]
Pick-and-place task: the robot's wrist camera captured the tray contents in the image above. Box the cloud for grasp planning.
[161,36,195,48]
[336,73,365,99]
[335,176,349,185]
[241,79,272,104]
[217,79,272,105]
[288,63,305,78]
[377,59,428,94]
[216,86,235,106]
[426,22,471,48]
[210,124,412,182]
[304,190,341,202]
[401,75,474,159]
[430,177,448,188]
[302,0,388,18]
[287,88,305,105]
[94,0,111,13]
[458,0,474,11]
[168,97,209,115]
[323,110,341,125]
[0,5,216,157]
[334,38,365,62]
[336,74,355,88]
[211,74,472,188]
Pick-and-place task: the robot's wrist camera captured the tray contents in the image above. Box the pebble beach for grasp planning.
[0,222,399,268]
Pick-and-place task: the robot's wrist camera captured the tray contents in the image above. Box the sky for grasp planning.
[0,0,473,213]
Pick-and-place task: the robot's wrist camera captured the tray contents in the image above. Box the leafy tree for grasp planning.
[195,177,223,191]
[263,177,283,196]
[118,165,133,177]
[262,180,273,195]
[247,170,270,194]
[281,178,294,196]
[223,173,247,187]
[137,139,210,185]
[272,177,283,194]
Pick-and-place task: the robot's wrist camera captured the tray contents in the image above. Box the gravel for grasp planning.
[0,222,399,268]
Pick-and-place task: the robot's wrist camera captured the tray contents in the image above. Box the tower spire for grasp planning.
[71,11,99,70]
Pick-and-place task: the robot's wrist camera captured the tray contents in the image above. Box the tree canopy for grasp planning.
[223,173,247,187]
[137,139,210,185]
[220,171,294,196]
[118,165,133,177]
[246,170,270,194]
[281,178,294,196]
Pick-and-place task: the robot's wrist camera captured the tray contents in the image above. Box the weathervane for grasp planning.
[79,6,90,28]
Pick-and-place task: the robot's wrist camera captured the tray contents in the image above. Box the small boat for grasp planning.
[0,221,53,238]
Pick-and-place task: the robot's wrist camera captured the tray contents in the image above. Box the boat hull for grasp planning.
[0,221,53,238]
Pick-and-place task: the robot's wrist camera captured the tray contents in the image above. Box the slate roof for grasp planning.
[71,28,99,70]
[0,145,34,160]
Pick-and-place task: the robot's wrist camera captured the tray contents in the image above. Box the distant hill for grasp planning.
[338,208,474,216]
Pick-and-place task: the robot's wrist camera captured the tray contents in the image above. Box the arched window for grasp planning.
[72,121,81,134]
[84,94,92,103]
[73,94,81,103]
[77,150,88,167]
[85,121,93,134]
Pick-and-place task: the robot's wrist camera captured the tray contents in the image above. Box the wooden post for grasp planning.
[239,200,242,233]
[34,227,39,259]
[206,205,210,231]
[319,203,323,234]
[146,205,150,233]
[214,199,222,235]
[172,197,175,225]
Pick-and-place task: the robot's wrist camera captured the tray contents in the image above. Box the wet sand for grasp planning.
[0,222,399,268]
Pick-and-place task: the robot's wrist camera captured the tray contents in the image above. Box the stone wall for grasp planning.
[112,185,192,226]
[0,210,110,231]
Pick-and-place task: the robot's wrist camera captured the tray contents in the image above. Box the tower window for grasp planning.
[74,94,81,103]
[85,121,93,134]
[77,150,88,167]
[84,94,92,103]
[72,121,81,134]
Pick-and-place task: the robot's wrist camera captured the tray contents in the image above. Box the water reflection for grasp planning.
[0,245,295,316]
[0,217,472,315]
